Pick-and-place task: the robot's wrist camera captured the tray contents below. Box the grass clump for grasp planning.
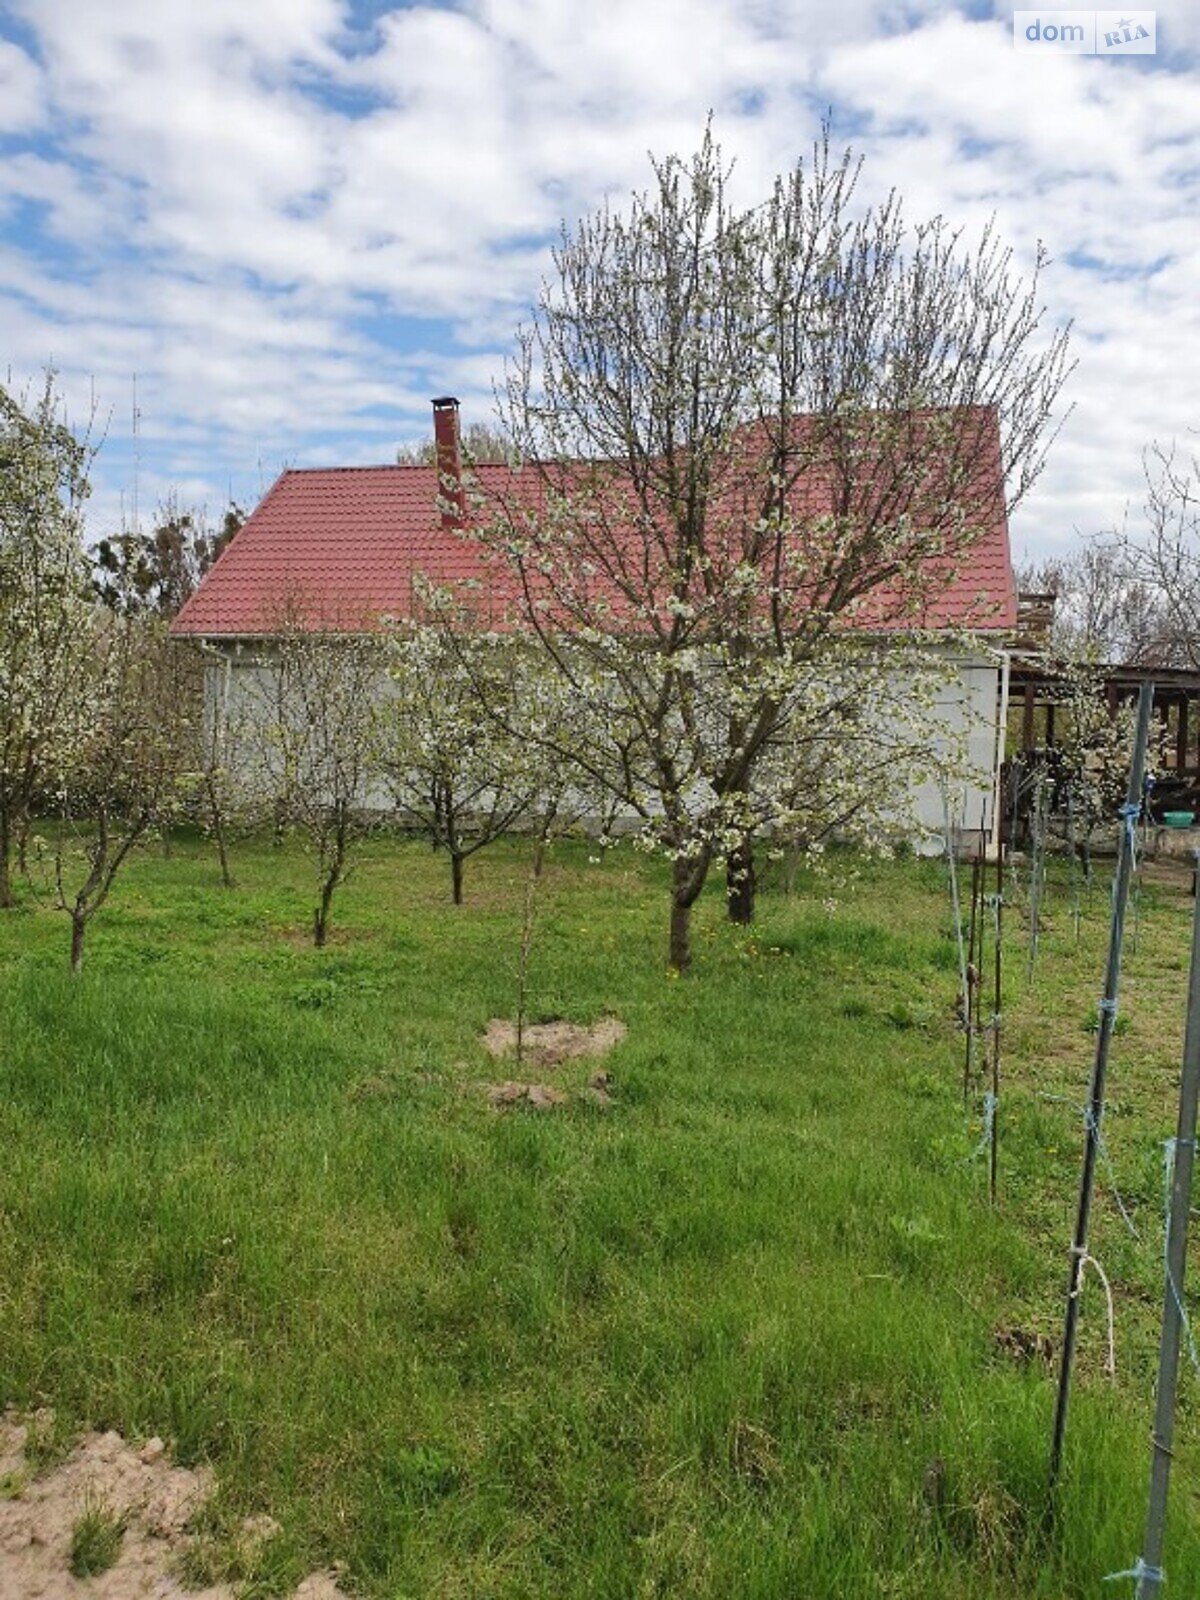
[69,1495,125,1579]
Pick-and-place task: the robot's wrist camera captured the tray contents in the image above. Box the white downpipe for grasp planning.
[990,650,1011,854]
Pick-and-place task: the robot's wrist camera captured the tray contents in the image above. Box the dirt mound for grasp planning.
[483,1069,615,1113]
[485,1081,569,1110]
[482,1015,625,1067]
[0,1413,346,1600]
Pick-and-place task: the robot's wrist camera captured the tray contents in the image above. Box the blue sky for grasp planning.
[1,0,1197,561]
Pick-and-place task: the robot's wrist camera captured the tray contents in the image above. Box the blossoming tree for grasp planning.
[242,606,383,947]
[0,375,96,907]
[471,131,1070,969]
[40,611,192,971]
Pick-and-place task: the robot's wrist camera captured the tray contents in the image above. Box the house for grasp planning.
[171,398,1021,848]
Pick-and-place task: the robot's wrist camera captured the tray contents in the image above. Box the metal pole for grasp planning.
[991,649,1011,856]
[1066,784,1082,945]
[1134,847,1200,1597]
[1048,682,1155,1498]
[943,792,969,1024]
[1027,772,1047,985]
[964,848,981,1105]
[989,839,1003,1206]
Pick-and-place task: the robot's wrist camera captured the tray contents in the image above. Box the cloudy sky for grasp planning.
[1,0,1196,561]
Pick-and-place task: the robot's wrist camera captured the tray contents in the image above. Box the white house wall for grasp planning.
[201,639,1003,848]
[906,650,1003,848]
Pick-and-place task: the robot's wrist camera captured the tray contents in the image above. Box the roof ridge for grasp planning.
[282,462,436,475]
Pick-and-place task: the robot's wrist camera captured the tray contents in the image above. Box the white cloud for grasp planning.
[0,0,1195,562]
[0,38,43,132]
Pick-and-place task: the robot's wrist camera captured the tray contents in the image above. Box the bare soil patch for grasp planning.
[482,1015,626,1068]
[483,1069,616,1113]
[0,1413,346,1600]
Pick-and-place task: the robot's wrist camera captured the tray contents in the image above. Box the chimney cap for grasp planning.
[431,395,460,410]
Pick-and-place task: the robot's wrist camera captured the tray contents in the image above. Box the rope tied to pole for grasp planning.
[1069,1245,1118,1379]
[1162,1137,1200,1381]
[1099,996,1120,1020]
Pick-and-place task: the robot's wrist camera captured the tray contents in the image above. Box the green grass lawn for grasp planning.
[0,831,1198,1596]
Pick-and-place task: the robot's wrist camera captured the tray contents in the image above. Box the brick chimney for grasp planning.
[432,396,465,530]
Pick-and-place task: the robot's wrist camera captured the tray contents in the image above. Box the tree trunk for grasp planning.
[669,854,709,973]
[70,912,86,974]
[0,807,12,909]
[451,852,464,905]
[726,834,756,924]
[212,807,234,890]
[315,812,348,947]
[205,776,234,888]
[533,801,557,876]
[314,874,336,948]
[669,893,693,973]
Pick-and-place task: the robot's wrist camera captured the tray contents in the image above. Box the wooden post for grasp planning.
[1022,682,1036,751]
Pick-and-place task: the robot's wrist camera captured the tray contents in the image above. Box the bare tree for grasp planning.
[1113,442,1200,667]
[472,130,1070,969]
[1019,543,1166,663]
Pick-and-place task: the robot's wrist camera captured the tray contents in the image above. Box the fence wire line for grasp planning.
[1084,1105,1141,1240]
[1037,1093,1140,1239]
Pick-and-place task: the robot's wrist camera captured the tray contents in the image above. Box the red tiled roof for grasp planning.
[172,463,499,636]
[171,413,1017,639]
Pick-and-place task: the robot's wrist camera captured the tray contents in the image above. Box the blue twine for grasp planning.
[1034,1094,1138,1236]
[1099,996,1120,1019]
[966,1092,997,1164]
[1119,801,1142,869]
[1103,1556,1165,1587]
[1162,1138,1200,1381]
[1085,1105,1140,1239]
